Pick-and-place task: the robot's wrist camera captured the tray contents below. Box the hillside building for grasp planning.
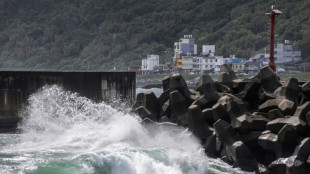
[274,40,301,63]
[174,35,197,58]
[141,55,159,74]
[202,45,215,56]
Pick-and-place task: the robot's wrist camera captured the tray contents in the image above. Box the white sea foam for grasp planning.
[0,85,245,174]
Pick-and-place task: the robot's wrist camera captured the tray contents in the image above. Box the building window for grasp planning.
[215,59,218,62]
[205,65,208,68]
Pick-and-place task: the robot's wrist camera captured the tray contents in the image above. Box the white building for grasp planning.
[274,40,301,63]
[141,55,159,74]
[202,45,215,56]
[180,56,225,74]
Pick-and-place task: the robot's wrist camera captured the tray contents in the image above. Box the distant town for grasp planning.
[129,35,309,75]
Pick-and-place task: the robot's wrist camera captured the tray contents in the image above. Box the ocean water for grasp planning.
[0,85,246,174]
[136,88,163,97]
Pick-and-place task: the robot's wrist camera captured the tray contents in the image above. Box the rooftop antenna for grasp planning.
[266,5,282,72]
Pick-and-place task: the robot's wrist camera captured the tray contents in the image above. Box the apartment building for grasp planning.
[274,40,301,63]
[141,55,159,74]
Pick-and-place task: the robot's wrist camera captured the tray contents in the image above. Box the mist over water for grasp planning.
[0,85,245,174]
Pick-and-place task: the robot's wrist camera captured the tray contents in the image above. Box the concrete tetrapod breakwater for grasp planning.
[0,71,136,132]
[134,64,310,174]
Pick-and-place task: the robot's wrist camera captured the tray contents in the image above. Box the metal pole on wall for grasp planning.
[266,5,282,72]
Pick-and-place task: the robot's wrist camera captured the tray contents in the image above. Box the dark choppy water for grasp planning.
[0,85,246,174]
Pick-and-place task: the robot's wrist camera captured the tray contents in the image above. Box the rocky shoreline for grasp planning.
[133,64,310,174]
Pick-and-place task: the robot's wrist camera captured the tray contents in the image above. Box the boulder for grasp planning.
[213,119,241,145]
[195,74,217,95]
[293,137,310,162]
[135,106,157,121]
[215,82,231,93]
[162,75,171,91]
[258,131,280,154]
[277,124,298,156]
[301,82,310,99]
[212,103,231,123]
[278,77,300,103]
[256,163,270,174]
[143,91,160,121]
[216,94,248,120]
[259,98,295,115]
[192,92,220,109]
[158,116,170,123]
[158,89,170,107]
[169,73,194,102]
[159,100,171,118]
[187,105,213,142]
[202,108,215,126]
[268,158,286,174]
[169,90,188,126]
[233,114,269,133]
[286,156,307,174]
[266,116,307,134]
[220,64,237,80]
[294,102,310,122]
[133,93,144,110]
[203,131,219,158]
[218,72,233,89]
[258,66,282,93]
[237,78,261,109]
[268,109,284,120]
[231,141,258,172]
[243,131,275,166]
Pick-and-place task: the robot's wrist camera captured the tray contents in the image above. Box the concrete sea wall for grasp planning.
[0,71,135,132]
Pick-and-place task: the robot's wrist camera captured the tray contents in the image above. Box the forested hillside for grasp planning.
[0,0,309,70]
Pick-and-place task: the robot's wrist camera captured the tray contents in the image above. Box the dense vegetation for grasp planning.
[0,0,309,70]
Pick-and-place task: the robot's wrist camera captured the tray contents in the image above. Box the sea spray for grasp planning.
[0,85,245,174]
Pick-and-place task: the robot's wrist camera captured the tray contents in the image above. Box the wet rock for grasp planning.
[278,78,300,103]
[202,108,215,126]
[301,82,310,99]
[213,119,241,145]
[220,64,237,80]
[233,114,269,133]
[278,124,298,156]
[293,137,310,162]
[169,73,194,102]
[258,131,280,154]
[158,116,170,123]
[266,116,307,134]
[258,66,282,93]
[203,131,219,158]
[159,100,171,118]
[231,141,258,172]
[286,156,306,174]
[259,99,295,115]
[162,75,171,91]
[256,163,270,174]
[143,91,160,121]
[268,109,284,120]
[169,90,188,126]
[133,93,144,110]
[195,74,217,95]
[187,105,213,142]
[212,103,231,123]
[192,92,220,109]
[215,82,231,93]
[268,158,286,174]
[135,106,154,120]
[218,72,233,89]
[158,89,170,107]
[216,94,248,121]
[294,102,310,122]
[237,78,261,109]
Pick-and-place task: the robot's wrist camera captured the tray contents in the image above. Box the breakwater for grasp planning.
[0,71,135,132]
[134,64,310,174]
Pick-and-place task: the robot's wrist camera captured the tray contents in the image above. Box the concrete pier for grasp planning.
[0,71,136,132]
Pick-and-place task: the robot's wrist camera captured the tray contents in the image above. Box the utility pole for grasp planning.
[266,5,282,72]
